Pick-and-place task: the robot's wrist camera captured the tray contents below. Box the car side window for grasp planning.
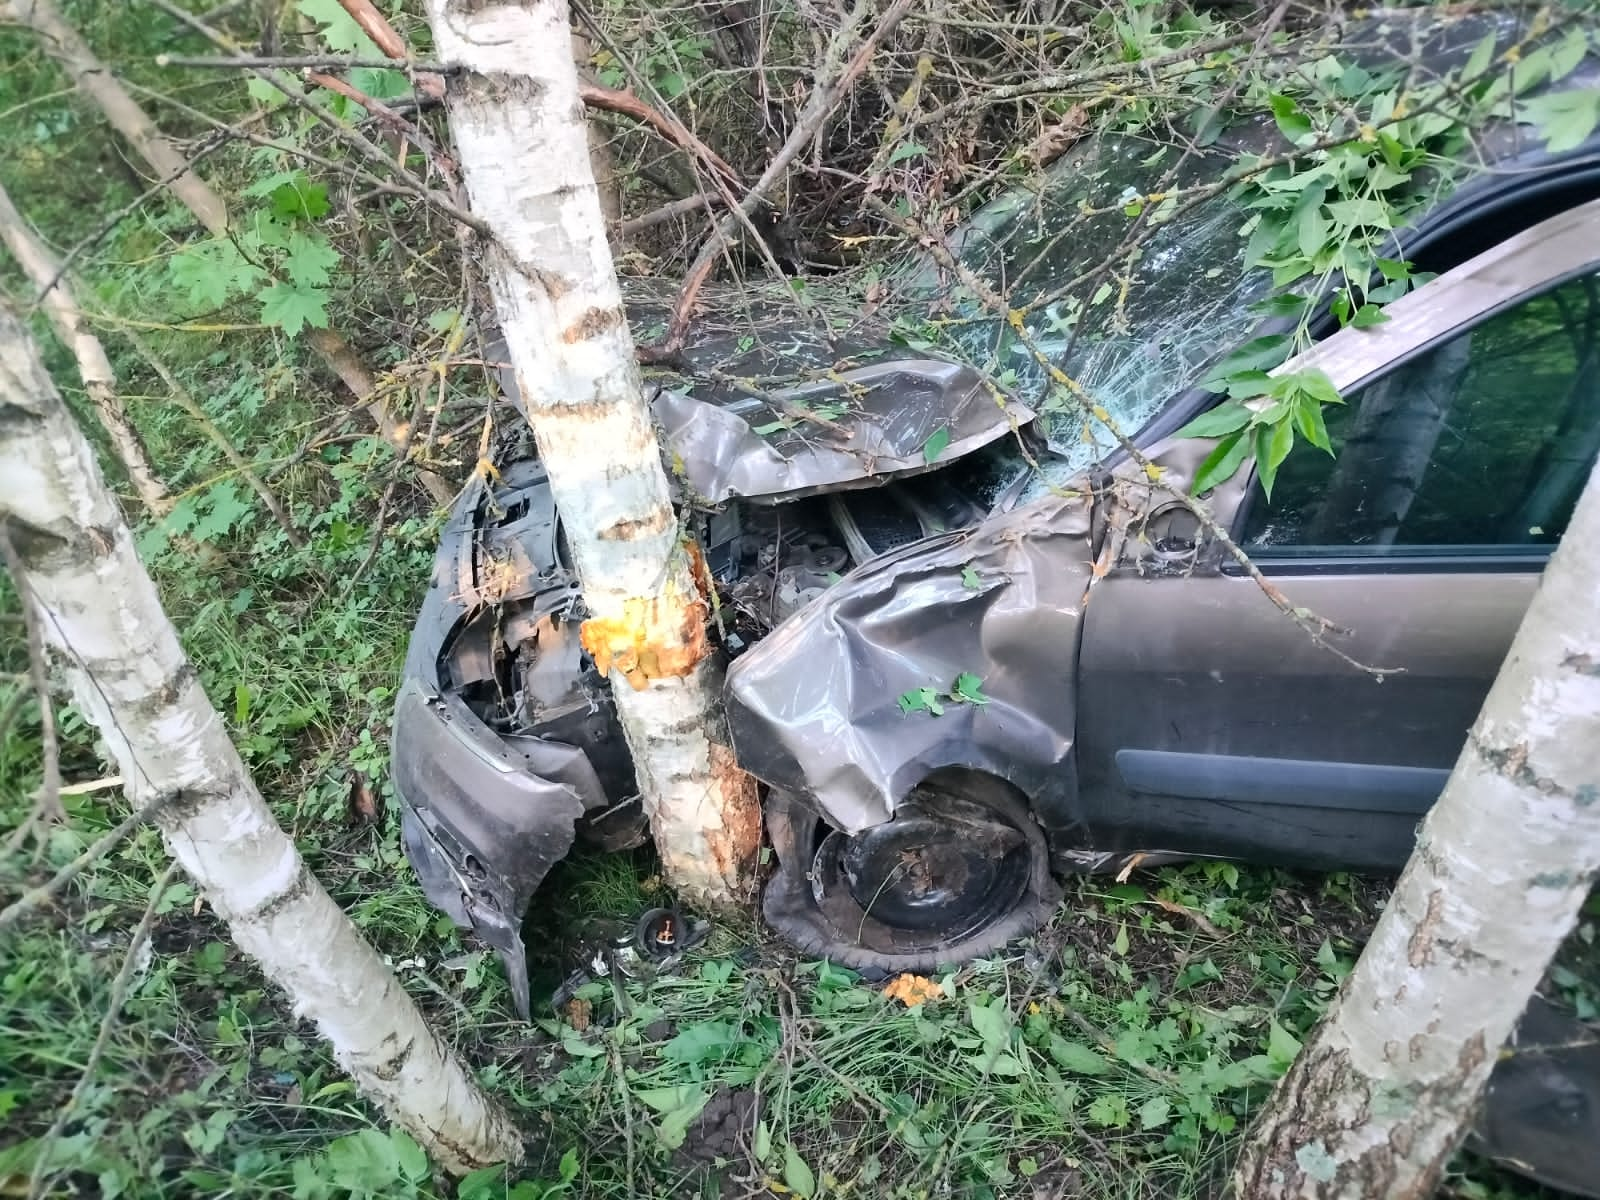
[1238,270,1600,557]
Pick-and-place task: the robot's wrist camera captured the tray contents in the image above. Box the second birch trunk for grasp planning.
[0,305,521,1175]
[424,0,760,903]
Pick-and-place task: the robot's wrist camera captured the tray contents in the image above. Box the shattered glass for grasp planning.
[909,134,1277,489]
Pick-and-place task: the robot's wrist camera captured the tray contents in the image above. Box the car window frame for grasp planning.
[1219,197,1600,575]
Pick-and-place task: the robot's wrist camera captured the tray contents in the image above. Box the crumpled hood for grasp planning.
[653,359,1034,503]
[723,490,1095,833]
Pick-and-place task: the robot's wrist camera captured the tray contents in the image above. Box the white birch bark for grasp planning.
[0,306,521,1175]
[0,179,171,516]
[423,0,760,903]
[1235,454,1600,1197]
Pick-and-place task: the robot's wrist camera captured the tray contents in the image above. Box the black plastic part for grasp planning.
[1471,995,1600,1198]
[392,681,586,1017]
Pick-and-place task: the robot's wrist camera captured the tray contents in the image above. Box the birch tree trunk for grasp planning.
[423,0,761,903]
[0,179,171,517]
[4,0,229,237]
[0,305,521,1175]
[1233,455,1600,1198]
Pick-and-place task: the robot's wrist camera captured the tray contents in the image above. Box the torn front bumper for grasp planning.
[394,681,587,1015]
[391,459,641,1016]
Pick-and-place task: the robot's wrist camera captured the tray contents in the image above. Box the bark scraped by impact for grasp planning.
[1234,455,1600,1198]
[423,0,761,903]
[0,305,522,1175]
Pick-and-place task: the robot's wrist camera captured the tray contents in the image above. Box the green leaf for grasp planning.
[783,1145,817,1198]
[390,1129,428,1182]
[457,1164,507,1200]
[1462,31,1496,83]
[897,687,944,717]
[1047,1037,1110,1076]
[1296,204,1330,259]
[192,481,252,543]
[283,231,339,288]
[1326,196,1391,230]
[961,565,982,590]
[1253,419,1295,501]
[663,1020,740,1064]
[558,1148,580,1184]
[751,420,790,436]
[1173,402,1251,440]
[298,0,383,55]
[922,427,951,464]
[1190,430,1250,495]
[271,178,330,222]
[1350,303,1389,328]
[1087,1093,1130,1128]
[653,1089,711,1150]
[350,66,410,101]
[1522,89,1600,154]
[969,1000,1012,1051]
[1138,1096,1172,1130]
[887,141,929,164]
[1268,1020,1303,1072]
[169,242,264,308]
[246,74,292,108]
[1268,93,1312,142]
[1550,28,1590,83]
[1293,394,1333,455]
[260,282,330,336]
[950,672,989,705]
[1285,367,1343,408]
[1202,334,1292,386]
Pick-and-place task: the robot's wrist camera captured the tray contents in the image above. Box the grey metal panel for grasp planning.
[1115,749,1447,814]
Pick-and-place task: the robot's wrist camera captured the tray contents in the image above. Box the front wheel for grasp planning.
[762,769,1060,973]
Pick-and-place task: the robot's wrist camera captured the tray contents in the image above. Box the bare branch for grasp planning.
[0,793,179,933]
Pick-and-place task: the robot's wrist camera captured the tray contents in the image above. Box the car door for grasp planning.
[1073,200,1600,872]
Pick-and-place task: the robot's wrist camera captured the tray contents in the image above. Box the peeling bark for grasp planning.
[424,0,760,904]
[0,307,521,1174]
[1235,454,1600,1197]
[0,179,171,517]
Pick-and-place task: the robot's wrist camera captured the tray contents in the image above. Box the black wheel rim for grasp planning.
[807,786,1035,955]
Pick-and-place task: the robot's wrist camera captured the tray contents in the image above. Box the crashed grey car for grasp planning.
[393,14,1600,1191]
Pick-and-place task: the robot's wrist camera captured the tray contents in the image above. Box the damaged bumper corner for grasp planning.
[393,680,587,1016]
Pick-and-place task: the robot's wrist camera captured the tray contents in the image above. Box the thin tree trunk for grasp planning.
[1234,455,1600,1197]
[12,0,454,508]
[0,305,521,1175]
[424,0,760,903]
[0,180,172,516]
[4,0,230,237]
